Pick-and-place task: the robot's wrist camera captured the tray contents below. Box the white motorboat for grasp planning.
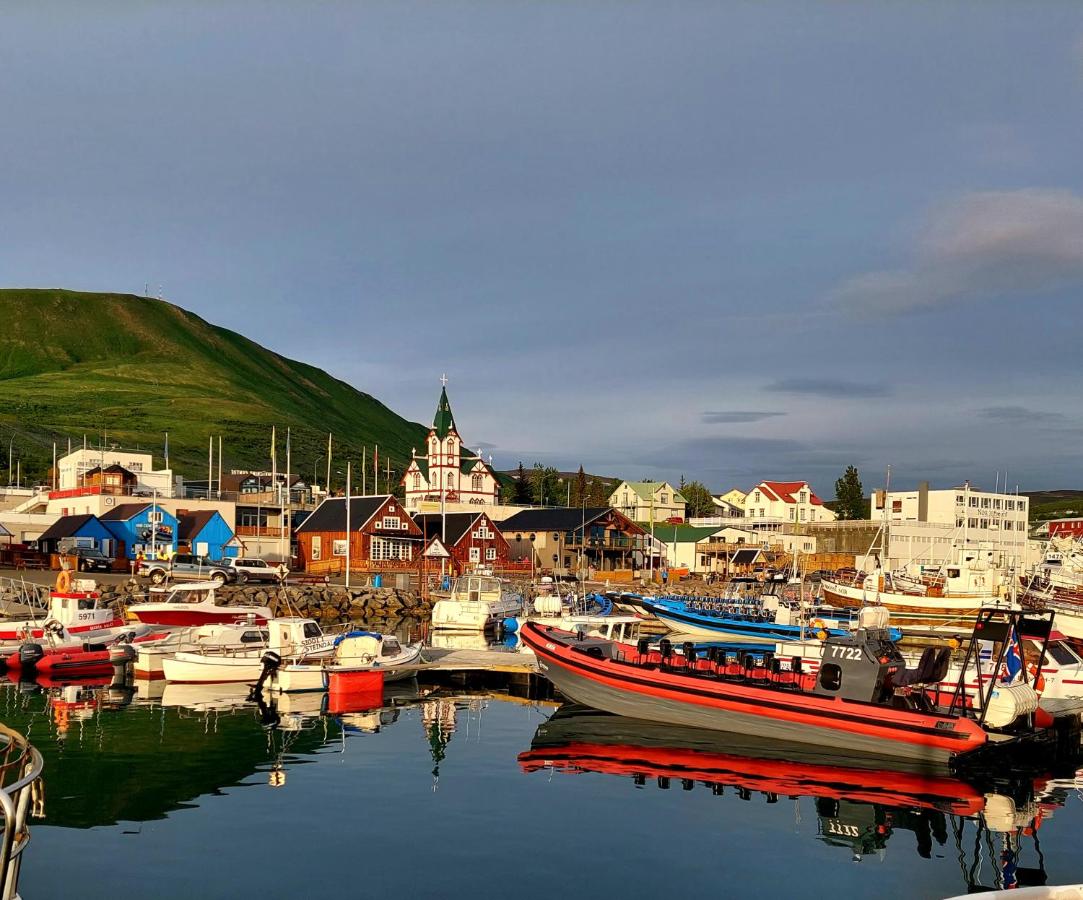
[161,617,340,683]
[134,620,270,679]
[0,577,136,652]
[266,631,423,693]
[431,574,523,631]
[127,582,273,627]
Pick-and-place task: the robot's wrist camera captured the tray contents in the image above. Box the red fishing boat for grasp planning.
[519,607,1079,766]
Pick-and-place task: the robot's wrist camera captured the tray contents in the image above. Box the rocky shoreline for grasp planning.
[101,581,432,628]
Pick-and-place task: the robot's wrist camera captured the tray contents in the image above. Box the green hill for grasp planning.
[0,288,427,484]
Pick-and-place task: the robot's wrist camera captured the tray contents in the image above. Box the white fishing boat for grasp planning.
[431,574,523,631]
[821,546,1016,634]
[161,617,340,683]
[127,582,273,627]
[0,575,136,653]
[134,619,271,679]
[265,631,422,693]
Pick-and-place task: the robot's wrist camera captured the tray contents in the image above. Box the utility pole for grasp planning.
[345,461,352,589]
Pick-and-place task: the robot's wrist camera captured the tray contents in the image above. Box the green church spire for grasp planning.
[432,380,457,440]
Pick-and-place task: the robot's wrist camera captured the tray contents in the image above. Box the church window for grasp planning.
[446,472,454,488]
[472,474,483,491]
[412,473,421,490]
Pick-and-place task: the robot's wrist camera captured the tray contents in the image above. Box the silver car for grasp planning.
[221,557,286,584]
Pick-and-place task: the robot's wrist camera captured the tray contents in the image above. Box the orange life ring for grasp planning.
[55,570,72,594]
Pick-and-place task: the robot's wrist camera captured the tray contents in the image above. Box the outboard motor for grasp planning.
[249,650,283,699]
[19,643,45,670]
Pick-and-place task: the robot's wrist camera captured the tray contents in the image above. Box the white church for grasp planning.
[402,380,500,513]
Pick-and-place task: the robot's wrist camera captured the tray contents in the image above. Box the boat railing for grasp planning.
[0,723,43,900]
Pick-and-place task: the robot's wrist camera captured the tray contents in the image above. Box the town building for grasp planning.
[403,382,500,514]
[498,507,648,578]
[655,525,726,574]
[177,510,240,560]
[743,481,836,524]
[871,482,1030,567]
[294,495,423,575]
[413,512,510,573]
[608,481,686,523]
[56,447,174,498]
[100,502,179,560]
[35,514,117,558]
[1047,518,1083,539]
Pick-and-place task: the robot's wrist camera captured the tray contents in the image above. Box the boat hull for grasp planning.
[820,581,1011,633]
[270,646,422,692]
[640,599,843,643]
[127,607,271,627]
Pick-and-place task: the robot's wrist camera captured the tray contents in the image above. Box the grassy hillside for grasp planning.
[0,289,427,484]
[1024,490,1083,522]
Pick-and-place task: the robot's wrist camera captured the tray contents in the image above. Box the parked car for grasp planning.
[139,553,238,586]
[70,546,114,573]
[221,557,286,584]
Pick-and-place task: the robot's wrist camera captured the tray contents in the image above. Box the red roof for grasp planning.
[757,481,824,506]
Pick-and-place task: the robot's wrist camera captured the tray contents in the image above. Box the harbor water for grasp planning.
[4,672,1082,899]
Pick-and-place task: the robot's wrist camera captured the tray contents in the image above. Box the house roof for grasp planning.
[100,502,153,521]
[498,507,645,535]
[295,495,413,534]
[178,510,219,541]
[37,514,100,542]
[731,548,762,565]
[83,464,136,478]
[220,473,305,493]
[617,481,687,504]
[645,525,721,544]
[431,386,457,440]
[413,512,484,546]
[0,522,12,537]
[755,481,825,506]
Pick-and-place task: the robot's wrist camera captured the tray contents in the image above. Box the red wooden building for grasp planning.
[1048,518,1083,539]
[413,512,510,574]
[294,495,423,574]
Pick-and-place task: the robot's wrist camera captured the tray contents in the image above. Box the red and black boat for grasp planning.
[519,607,1081,766]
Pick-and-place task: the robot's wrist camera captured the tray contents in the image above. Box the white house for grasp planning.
[57,447,174,498]
[403,382,500,513]
[608,481,686,523]
[743,481,836,524]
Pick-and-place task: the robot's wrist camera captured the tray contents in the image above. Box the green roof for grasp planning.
[621,481,686,504]
[637,524,721,543]
[432,387,457,440]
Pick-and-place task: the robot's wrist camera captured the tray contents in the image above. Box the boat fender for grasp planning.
[502,618,519,634]
[19,643,45,670]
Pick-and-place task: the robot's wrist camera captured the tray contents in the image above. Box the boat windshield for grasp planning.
[382,638,401,656]
[1047,642,1083,666]
[302,622,322,639]
[162,590,207,605]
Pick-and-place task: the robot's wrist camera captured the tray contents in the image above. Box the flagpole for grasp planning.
[284,427,291,563]
[208,436,213,500]
[362,446,367,496]
[217,435,222,499]
[345,460,352,589]
[326,432,332,494]
[271,426,277,561]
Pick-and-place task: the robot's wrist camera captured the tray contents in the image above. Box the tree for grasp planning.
[834,466,866,520]
[512,461,532,503]
[586,477,608,507]
[681,480,715,518]
[529,463,560,505]
[572,465,587,507]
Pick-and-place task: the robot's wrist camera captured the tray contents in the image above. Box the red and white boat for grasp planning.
[126,583,272,627]
[520,607,1076,766]
[0,579,132,653]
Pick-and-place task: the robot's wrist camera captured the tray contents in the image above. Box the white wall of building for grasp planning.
[58,448,174,497]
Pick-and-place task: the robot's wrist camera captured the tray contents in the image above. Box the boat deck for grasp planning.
[416,647,538,674]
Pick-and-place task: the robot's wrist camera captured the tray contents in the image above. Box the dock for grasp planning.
[416,647,538,675]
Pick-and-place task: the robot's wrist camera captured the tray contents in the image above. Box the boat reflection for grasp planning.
[520,704,1080,889]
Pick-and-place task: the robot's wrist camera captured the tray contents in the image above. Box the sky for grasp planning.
[2,1,1082,497]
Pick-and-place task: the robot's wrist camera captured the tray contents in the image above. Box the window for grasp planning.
[311,536,322,560]
[412,473,421,490]
[473,524,494,540]
[486,547,496,561]
[980,519,989,529]
[333,540,348,556]
[446,472,454,487]
[472,474,483,491]
[660,493,668,505]
[818,663,842,692]
[981,498,991,508]
[891,500,903,513]
[370,537,413,561]
[956,518,964,528]
[968,518,978,528]
[955,494,964,505]
[799,508,806,521]
[994,499,1002,509]
[381,516,401,530]
[969,497,978,507]
[469,546,481,562]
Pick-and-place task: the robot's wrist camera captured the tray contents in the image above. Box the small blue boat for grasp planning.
[638,594,857,643]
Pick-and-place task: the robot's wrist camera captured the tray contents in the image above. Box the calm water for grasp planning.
[3,675,1082,900]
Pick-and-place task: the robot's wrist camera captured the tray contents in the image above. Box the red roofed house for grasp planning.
[743,481,836,524]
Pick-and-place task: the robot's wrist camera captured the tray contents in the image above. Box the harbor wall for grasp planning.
[99,581,431,627]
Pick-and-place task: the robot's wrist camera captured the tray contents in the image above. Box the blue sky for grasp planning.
[2,2,1082,496]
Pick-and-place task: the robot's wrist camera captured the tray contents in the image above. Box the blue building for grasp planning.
[101,502,179,559]
[178,511,239,561]
[36,514,117,556]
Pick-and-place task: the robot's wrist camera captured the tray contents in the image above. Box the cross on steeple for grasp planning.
[440,373,448,387]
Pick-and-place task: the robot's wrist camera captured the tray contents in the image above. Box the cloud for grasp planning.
[700,410,786,424]
[833,189,1083,316]
[977,405,1065,424]
[764,377,891,398]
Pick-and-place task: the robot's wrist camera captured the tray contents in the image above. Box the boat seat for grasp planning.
[894,646,952,688]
